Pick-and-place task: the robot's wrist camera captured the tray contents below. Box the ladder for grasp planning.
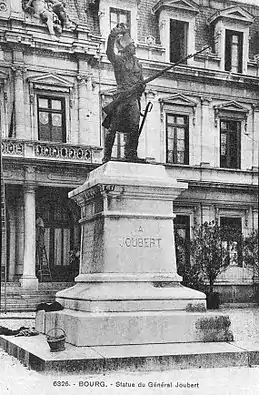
[36,240,52,282]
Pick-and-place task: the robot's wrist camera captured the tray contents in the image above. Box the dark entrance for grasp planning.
[36,187,80,282]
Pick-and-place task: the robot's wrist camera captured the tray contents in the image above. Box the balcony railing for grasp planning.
[1,139,102,164]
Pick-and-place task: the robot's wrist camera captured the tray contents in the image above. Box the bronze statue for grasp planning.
[102,24,145,163]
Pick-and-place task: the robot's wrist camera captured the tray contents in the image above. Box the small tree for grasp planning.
[243,229,258,278]
[191,221,229,294]
[175,232,206,292]
[243,229,259,303]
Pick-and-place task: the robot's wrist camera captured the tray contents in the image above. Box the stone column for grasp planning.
[14,67,26,139]
[8,206,16,281]
[16,195,24,278]
[20,181,38,289]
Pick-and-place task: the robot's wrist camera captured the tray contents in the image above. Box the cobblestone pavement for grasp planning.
[0,307,258,395]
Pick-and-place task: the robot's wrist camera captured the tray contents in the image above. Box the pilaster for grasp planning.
[14,66,26,139]
[200,97,212,166]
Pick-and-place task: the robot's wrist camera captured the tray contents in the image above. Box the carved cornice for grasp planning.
[208,6,254,26]
[214,100,249,128]
[153,0,199,16]
[27,72,74,92]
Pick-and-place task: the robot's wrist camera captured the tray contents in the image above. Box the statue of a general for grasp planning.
[102,23,145,163]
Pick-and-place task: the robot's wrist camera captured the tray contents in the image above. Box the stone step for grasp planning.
[0,334,258,373]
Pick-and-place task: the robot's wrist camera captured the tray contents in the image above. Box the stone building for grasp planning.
[0,0,258,309]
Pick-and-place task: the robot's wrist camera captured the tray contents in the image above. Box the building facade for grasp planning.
[0,0,258,308]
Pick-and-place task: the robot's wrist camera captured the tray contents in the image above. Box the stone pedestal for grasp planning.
[40,162,233,346]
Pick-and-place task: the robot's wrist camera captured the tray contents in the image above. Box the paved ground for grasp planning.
[0,306,258,395]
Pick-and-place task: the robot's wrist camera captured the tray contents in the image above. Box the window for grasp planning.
[112,132,126,159]
[175,215,190,268]
[166,114,189,164]
[37,96,66,142]
[220,120,241,169]
[110,8,131,32]
[220,217,242,267]
[225,30,243,73]
[170,20,188,63]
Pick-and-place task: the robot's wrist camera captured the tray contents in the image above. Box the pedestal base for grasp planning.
[38,281,233,346]
[40,308,233,347]
[55,281,206,312]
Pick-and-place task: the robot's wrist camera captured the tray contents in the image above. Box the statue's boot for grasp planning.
[124,130,145,162]
[102,129,116,163]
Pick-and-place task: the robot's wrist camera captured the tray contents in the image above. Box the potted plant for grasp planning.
[243,229,259,304]
[191,221,229,309]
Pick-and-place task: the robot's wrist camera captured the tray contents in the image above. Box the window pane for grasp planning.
[39,112,49,125]
[39,112,50,140]
[110,12,117,28]
[167,126,174,139]
[176,117,185,125]
[221,133,227,155]
[52,113,62,127]
[177,139,185,150]
[221,121,227,130]
[176,128,185,140]
[167,115,175,124]
[167,138,174,150]
[38,98,48,108]
[167,150,174,163]
[120,13,127,24]
[232,35,239,44]
[51,100,62,110]
[177,152,185,163]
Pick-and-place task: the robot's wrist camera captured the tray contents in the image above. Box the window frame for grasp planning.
[166,113,189,165]
[220,216,243,267]
[37,95,66,143]
[110,7,131,33]
[225,29,243,74]
[220,119,241,169]
[170,19,189,63]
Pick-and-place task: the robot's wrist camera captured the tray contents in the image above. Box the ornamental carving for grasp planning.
[22,0,76,39]
[0,1,7,12]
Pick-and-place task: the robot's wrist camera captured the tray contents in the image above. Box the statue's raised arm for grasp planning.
[103,23,145,163]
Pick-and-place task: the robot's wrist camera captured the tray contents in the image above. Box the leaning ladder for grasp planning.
[36,242,52,282]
